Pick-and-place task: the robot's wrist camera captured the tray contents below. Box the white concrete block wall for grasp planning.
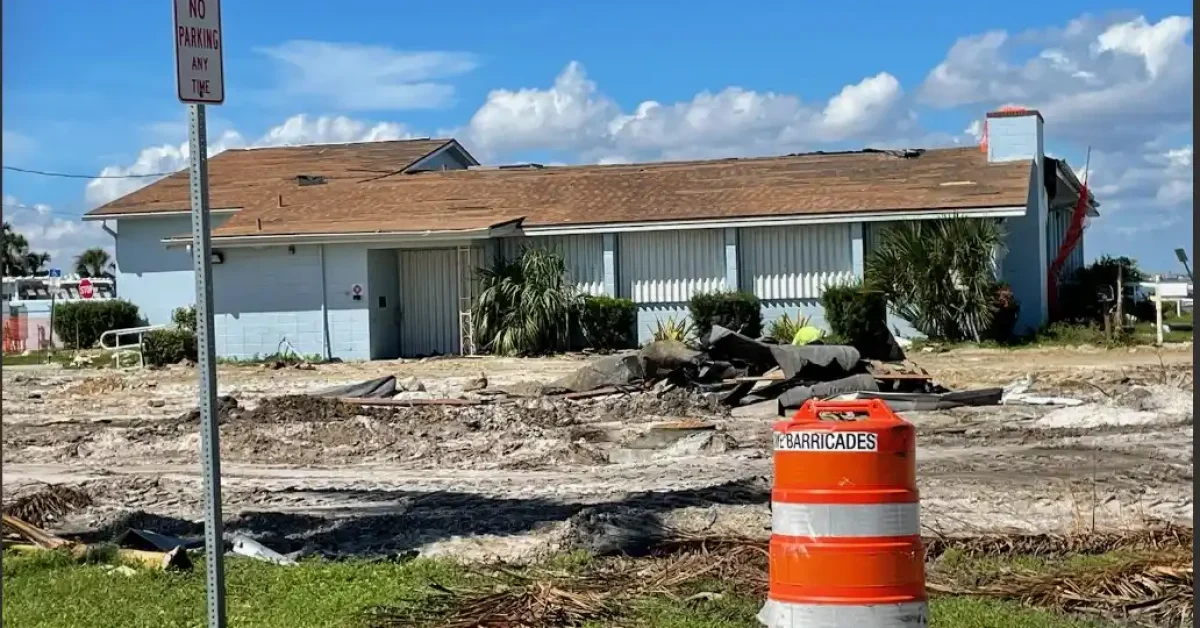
[113,214,233,325]
[211,244,369,360]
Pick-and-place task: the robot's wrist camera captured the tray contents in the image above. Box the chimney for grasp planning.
[984,107,1044,165]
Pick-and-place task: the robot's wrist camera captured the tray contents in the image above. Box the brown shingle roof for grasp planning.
[85,138,456,217]
[208,146,1032,238]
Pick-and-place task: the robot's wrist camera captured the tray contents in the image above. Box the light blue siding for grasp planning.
[739,223,857,336]
[500,234,607,295]
[618,230,726,343]
[988,113,1048,333]
[113,214,232,326]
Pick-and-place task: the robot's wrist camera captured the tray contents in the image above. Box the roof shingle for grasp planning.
[208,146,1032,238]
[85,138,455,217]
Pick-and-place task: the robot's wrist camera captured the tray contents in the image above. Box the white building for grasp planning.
[84,108,1097,360]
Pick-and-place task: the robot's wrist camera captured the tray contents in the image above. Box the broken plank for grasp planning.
[337,397,483,407]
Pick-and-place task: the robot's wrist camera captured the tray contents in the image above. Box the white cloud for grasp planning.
[85,114,415,207]
[919,14,1193,149]
[256,41,478,111]
[3,129,35,160]
[465,62,908,162]
[2,195,110,270]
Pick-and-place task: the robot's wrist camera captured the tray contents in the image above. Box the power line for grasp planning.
[4,165,179,179]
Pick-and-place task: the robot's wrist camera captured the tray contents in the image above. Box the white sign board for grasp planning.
[173,0,224,104]
[1158,282,1190,298]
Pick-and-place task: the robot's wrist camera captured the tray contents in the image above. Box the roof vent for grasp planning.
[296,175,327,186]
[498,163,545,170]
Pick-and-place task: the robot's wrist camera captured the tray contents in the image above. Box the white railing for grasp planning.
[99,324,170,369]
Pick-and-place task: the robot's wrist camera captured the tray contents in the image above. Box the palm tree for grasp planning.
[3,222,32,276]
[23,251,50,275]
[865,218,1007,342]
[75,247,115,278]
[473,247,582,355]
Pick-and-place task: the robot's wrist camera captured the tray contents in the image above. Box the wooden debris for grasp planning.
[338,397,484,407]
[2,513,192,571]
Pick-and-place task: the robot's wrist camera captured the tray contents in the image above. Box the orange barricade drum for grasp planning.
[760,399,927,627]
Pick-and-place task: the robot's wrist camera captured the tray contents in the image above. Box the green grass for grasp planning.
[4,550,1117,628]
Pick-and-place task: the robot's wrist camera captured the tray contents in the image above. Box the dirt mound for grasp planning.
[240,395,391,423]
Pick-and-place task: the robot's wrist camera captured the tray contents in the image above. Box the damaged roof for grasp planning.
[84,138,465,218]
[206,146,1033,239]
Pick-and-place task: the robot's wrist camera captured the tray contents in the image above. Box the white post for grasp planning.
[1154,276,1164,345]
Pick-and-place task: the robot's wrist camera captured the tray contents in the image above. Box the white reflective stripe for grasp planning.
[771,502,920,538]
[758,600,928,627]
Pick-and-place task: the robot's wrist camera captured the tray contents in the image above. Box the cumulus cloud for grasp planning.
[917,13,1193,269]
[85,114,415,207]
[2,195,110,269]
[256,41,478,111]
[920,14,1193,148]
[465,62,908,162]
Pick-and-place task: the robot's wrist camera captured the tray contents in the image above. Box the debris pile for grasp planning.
[3,484,93,528]
[540,326,1005,416]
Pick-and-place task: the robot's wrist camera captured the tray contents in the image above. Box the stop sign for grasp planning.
[79,278,94,300]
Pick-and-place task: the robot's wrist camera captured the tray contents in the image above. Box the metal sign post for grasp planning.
[174,0,226,626]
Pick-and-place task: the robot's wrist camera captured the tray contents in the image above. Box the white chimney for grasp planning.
[983,107,1044,165]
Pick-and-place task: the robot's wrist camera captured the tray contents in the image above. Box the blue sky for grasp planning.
[2,0,1193,273]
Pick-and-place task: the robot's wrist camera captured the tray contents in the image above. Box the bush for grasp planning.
[821,283,893,359]
[1055,256,1147,324]
[578,296,636,350]
[172,305,197,332]
[688,291,762,339]
[52,300,143,350]
[767,311,819,344]
[141,328,198,366]
[983,282,1020,342]
[650,316,694,343]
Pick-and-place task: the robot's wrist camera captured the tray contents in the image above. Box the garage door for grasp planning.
[398,249,460,357]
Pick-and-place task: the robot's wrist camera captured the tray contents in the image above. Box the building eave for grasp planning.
[521,205,1028,236]
[161,219,523,248]
[82,207,242,221]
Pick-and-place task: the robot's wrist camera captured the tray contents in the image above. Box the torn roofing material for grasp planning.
[83,138,461,218]
[206,146,1032,239]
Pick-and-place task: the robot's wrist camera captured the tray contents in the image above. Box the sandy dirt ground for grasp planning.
[2,345,1193,563]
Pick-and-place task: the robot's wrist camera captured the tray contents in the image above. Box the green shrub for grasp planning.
[141,328,198,366]
[688,291,762,339]
[821,283,892,359]
[52,300,143,350]
[1055,256,1147,324]
[171,305,197,332]
[578,296,636,350]
[650,316,694,343]
[768,311,817,344]
[984,282,1021,342]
